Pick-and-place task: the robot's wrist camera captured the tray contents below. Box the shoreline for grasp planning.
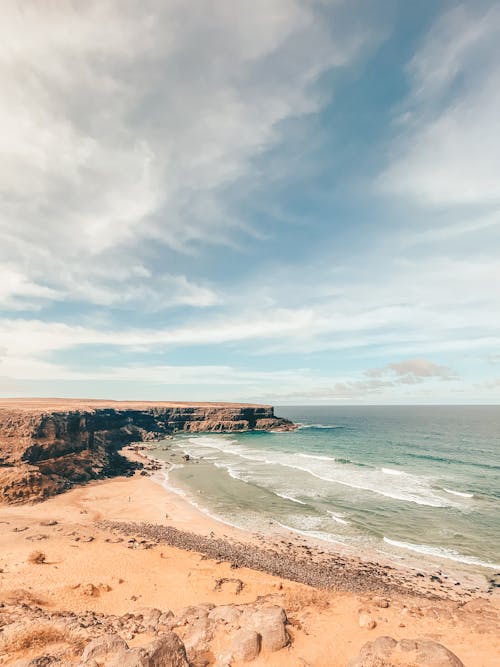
[128,443,498,599]
[0,471,499,666]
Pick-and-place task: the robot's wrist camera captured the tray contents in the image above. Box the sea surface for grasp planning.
[151,406,500,577]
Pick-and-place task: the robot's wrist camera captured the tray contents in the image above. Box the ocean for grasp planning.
[151,405,500,577]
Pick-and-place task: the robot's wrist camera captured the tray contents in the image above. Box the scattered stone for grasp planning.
[27,550,46,564]
[349,636,465,667]
[214,578,244,594]
[81,583,100,597]
[40,520,58,527]
[359,613,377,630]
[373,596,390,608]
[11,657,59,667]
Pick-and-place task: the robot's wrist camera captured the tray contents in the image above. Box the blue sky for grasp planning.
[1,0,499,404]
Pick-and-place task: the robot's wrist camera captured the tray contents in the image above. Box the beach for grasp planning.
[1,465,499,666]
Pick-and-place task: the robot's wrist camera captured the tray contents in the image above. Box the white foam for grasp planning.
[442,488,474,498]
[276,521,345,546]
[298,424,339,429]
[383,537,500,570]
[326,510,350,525]
[381,467,404,475]
[298,453,336,462]
[275,492,307,505]
[179,434,451,508]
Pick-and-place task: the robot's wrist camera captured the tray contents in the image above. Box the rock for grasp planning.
[182,617,214,658]
[247,606,289,652]
[208,605,241,625]
[231,629,260,662]
[134,607,162,630]
[81,583,100,597]
[358,613,377,630]
[349,636,465,667]
[81,633,128,663]
[373,596,389,608]
[107,633,190,667]
[0,401,294,504]
[12,658,58,667]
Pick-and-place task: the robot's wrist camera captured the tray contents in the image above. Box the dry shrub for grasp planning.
[1,588,47,606]
[28,550,46,564]
[283,587,332,612]
[0,622,86,654]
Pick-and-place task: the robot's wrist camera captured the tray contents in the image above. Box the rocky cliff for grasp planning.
[0,399,294,504]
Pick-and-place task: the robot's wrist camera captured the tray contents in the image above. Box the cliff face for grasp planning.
[0,400,294,504]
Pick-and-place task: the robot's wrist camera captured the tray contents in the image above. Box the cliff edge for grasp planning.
[0,399,294,504]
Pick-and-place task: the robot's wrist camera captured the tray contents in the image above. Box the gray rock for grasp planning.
[133,607,162,630]
[12,658,59,667]
[107,633,189,667]
[81,633,128,663]
[231,628,260,662]
[208,604,242,626]
[349,636,464,667]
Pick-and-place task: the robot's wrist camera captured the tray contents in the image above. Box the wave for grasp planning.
[406,452,500,471]
[381,468,404,476]
[182,435,450,508]
[442,488,474,499]
[277,462,448,507]
[326,510,350,525]
[383,537,500,570]
[298,424,341,430]
[274,492,307,505]
[297,452,336,462]
[275,521,346,546]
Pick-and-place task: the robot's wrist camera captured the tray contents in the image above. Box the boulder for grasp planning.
[81,632,189,667]
[108,634,189,667]
[231,629,260,661]
[133,607,162,631]
[247,606,289,652]
[208,604,242,625]
[81,633,128,663]
[349,636,464,667]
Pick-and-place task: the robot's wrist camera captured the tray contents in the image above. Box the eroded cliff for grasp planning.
[0,399,294,503]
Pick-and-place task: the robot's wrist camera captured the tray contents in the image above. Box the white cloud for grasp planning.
[366,359,457,383]
[0,0,372,311]
[379,3,500,208]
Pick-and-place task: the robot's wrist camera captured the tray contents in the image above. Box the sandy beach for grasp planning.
[1,464,499,666]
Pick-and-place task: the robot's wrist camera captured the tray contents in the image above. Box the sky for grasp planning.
[1,0,499,405]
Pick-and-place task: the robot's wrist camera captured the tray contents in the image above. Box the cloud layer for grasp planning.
[0,1,498,403]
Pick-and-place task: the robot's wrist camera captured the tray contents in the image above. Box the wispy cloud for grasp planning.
[379,2,500,208]
[0,0,374,312]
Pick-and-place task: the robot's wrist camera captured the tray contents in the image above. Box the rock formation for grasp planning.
[349,635,464,667]
[0,399,294,504]
[0,599,290,666]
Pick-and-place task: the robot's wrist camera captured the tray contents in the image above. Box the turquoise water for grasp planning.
[153,406,500,575]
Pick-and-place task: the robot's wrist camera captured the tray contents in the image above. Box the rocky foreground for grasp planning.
[0,596,467,667]
[0,399,294,504]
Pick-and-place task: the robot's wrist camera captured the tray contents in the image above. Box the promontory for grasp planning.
[0,398,295,504]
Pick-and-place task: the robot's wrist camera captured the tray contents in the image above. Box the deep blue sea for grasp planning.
[153,406,500,576]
